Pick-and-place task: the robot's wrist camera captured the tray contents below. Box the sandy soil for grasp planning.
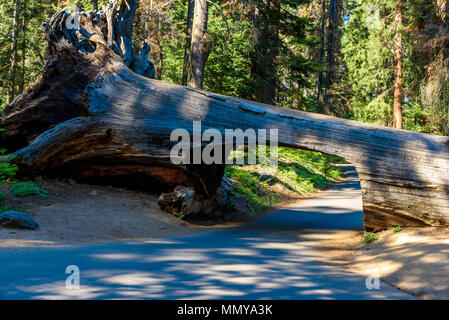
[0,180,208,248]
[316,227,449,300]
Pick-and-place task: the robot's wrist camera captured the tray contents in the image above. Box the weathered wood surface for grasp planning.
[2,4,449,230]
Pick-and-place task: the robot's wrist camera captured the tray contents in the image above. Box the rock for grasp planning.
[158,185,221,217]
[158,186,196,217]
[0,211,39,230]
[216,177,257,215]
[216,177,233,207]
[158,179,258,219]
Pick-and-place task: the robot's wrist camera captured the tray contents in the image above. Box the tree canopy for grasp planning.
[0,0,448,135]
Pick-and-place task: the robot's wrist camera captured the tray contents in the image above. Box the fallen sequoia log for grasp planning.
[2,2,449,231]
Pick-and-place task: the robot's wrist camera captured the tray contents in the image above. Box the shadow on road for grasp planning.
[0,166,412,300]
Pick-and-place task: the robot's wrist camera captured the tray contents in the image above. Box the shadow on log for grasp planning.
[2,1,449,231]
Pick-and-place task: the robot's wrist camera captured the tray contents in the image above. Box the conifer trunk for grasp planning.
[19,0,27,94]
[250,0,280,105]
[324,0,341,115]
[317,0,327,114]
[188,0,210,89]
[182,0,195,86]
[393,0,403,129]
[7,0,20,103]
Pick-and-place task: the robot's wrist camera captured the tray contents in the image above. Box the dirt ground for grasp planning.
[0,177,305,249]
[0,180,209,248]
[316,227,449,300]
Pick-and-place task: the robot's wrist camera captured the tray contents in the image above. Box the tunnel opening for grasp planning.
[29,143,365,231]
[214,145,365,231]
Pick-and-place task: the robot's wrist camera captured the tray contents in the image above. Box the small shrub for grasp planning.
[10,182,48,198]
[364,232,378,243]
[173,211,185,220]
[393,226,403,233]
[0,191,5,202]
[0,148,18,183]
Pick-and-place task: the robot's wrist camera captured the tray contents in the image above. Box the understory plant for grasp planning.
[364,232,378,243]
[10,182,48,198]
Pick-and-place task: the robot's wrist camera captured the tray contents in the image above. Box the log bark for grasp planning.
[2,4,449,231]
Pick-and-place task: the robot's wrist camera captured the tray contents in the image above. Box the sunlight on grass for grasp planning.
[224,146,343,210]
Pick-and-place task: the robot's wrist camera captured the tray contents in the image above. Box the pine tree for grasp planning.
[341,0,397,125]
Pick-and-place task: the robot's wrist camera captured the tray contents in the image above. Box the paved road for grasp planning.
[0,166,413,299]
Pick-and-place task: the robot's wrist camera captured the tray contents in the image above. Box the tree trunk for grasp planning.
[7,0,20,103]
[19,0,27,95]
[3,5,449,231]
[182,0,195,86]
[250,0,280,105]
[188,0,210,89]
[317,0,327,114]
[323,0,341,115]
[393,0,403,129]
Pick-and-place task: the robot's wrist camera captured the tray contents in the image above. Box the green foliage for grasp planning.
[341,0,397,126]
[173,211,186,220]
[393,226,403,233]
[10,182,47,198]
[225,166,274,210]
[203,8,253,98]
[157,0,316,104]
[0,191,5,202]
[403,101,429,133]
[0,0,56,107]
[225,147,342,210]
[364,232,378,243]
[0,148,18,183]
[0,162,18,183]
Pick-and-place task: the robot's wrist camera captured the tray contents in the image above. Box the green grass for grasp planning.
[225,166,274,210]
[224,146,342,211]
